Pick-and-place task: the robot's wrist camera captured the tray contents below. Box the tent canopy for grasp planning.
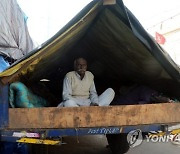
[0,0,180,98]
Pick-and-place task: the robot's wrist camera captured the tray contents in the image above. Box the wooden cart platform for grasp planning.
[8,103,180,129]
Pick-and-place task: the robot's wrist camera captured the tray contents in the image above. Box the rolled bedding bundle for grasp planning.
[9,82,49,108]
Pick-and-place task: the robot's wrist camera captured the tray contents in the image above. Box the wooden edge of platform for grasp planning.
[8,103,180,129]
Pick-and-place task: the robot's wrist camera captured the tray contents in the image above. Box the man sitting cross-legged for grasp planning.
[57,57,115,107]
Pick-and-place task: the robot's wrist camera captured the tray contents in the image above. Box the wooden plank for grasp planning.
[8,103,180,129]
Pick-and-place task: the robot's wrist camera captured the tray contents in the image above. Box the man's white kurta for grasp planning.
[59,71,115,107]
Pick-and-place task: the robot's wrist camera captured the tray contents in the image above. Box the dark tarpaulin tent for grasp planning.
[0,0,180,102]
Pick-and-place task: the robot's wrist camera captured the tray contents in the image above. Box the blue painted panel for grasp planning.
[0,124,164,143]
[122,125,162,133]
[0,83,9,128]
[47,127,121,137]
[0,136,18,142]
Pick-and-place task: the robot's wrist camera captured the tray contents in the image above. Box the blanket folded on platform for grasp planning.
[9,82,48,108]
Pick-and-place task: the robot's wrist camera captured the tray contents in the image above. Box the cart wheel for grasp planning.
[106,133,130,154]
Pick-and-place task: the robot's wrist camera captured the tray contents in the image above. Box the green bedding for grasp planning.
[9,82,48,108]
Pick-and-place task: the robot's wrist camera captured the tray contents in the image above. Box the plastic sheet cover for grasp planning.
[0,0,34,60]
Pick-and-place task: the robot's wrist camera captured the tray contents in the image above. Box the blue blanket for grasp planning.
[9,82,48,108]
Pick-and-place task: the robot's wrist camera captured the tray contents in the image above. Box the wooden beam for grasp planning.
[103,0,116,5]
[8,103,180,129]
